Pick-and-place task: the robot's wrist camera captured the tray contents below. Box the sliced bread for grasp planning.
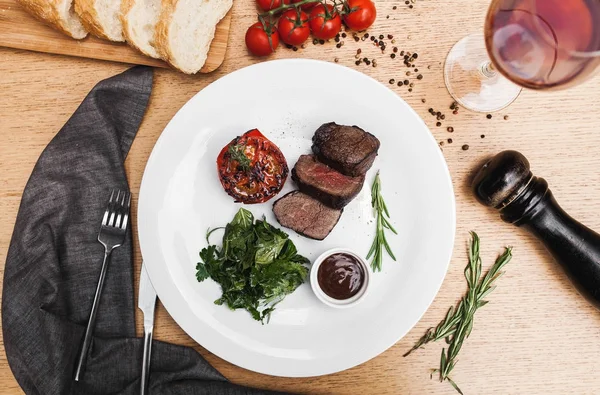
[154,0,232,74]
[74,0,124,41]
[17,0,88,39]
[121,0,161,58]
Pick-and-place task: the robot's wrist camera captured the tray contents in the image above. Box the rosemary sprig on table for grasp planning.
[404,232,513,394]
[366,171,397,271]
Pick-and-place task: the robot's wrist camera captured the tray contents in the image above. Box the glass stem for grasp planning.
[480,61,497,79]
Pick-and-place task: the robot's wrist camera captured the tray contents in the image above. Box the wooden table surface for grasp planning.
[2,1,600,394]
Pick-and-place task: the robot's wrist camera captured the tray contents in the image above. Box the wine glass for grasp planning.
[444,0,600,113]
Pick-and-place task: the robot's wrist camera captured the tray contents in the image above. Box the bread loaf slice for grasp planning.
[17,0,88,39]
[74,0,124,41]
[154,0,232,74]
[121,0,161,58]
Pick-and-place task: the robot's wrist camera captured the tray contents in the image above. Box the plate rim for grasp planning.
[138,58,456,377]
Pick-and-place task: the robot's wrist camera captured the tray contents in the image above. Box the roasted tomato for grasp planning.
[217,129,288,204]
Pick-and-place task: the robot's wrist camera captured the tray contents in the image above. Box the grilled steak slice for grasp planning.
[312,122,380,177]
[273,191,342,240]
[292,155,365,209]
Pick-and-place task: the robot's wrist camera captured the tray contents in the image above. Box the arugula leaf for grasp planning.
[196,208,309,323]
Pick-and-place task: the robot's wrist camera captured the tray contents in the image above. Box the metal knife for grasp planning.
[138,263,157,395]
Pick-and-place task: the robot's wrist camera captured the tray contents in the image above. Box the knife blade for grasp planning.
[138,263,157,395]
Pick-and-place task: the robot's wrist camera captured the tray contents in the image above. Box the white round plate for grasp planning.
[138,59,455,377]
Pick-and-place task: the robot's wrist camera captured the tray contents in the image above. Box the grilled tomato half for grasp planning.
[217,129,288,204]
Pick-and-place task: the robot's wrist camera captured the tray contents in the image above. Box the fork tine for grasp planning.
[108,190,120,227]
[115,191,127,228]
[120,192,131,230]
[102,190,115,226]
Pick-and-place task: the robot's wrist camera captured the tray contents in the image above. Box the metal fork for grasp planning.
[73,189,131,382]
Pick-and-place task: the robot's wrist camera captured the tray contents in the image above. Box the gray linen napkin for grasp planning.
[2,66,284,395]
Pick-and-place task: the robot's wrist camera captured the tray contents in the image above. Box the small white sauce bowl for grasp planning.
[310,248,371,308]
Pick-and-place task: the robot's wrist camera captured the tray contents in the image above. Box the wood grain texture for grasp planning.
[0,0,231,73]
[1,0,600,394]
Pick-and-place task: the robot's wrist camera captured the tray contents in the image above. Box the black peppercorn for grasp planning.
[342,33,347,38]
[417,74,423,80]
[486,114,492,119]
[404,79,409,85]
[436,122,442,127]
[447,138,453,143]
[355,60,361,65]
[391,54,396,59]
[389,79,395,84]
[462,144,469,150]
[319,39,325,44]
[447,127,454,133]
[398,81,403,86]
[481,134,485,138]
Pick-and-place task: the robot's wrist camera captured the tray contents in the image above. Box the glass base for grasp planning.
[444,32,522,113]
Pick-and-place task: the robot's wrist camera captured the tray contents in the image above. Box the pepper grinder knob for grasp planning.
[472,150,600,308]
[472,150,532,209]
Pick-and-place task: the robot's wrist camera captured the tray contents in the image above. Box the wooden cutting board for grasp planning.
[0,0,231,73]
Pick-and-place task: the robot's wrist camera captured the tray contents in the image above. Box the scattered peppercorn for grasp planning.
[400,51,405,56]
[504,115,509,120]
[417,74,423,80]
[447,127,454,133]
[481,134,485,139]
[486,114,492,119]
[462,144,469,150]
[393,5,397,9]
[355,60,361,65]
[453,110,458,115]
[364,33,369,38]
[421,98,426,103]
[293,46,298,51]
[335,37,340,43]
[334,58,339,63]
[371,36,376,41]
[447,138,453,143]
[319,39,325,44]
[391,54,396,59]
[409,4,413,8]
[389,79,395,84]
[336,43,342,48]
[386,15,390,19]
[342,33,347,38]
[409,83,414,87]
[404,79,409,85]
[429,108,434,113]
[412,53,418,59]
[398,81,403,86]
[408,88,413,92]
[406,71,411,76]
[388,34,393,39]
[313,39,318,45]
[436,122,442,127]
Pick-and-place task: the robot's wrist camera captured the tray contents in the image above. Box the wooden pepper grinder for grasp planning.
[472,150,600,308]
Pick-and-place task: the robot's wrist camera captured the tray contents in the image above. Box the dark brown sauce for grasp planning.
[317,253,365,300]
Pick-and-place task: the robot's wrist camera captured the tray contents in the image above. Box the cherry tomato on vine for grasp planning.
[343,0,376,31]
[308,4,341,40]
[291,0,318,11]
[256,0,289,12]
[245,22,279,57]
[277,9,310,46]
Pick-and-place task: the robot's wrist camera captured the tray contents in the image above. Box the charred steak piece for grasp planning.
[273,191,342,240]
[312,122,380,177]
[292,155,365,209]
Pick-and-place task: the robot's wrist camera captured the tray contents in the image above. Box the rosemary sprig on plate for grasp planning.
[366,171,397,271]
[404,232,513,394]
[228,143,251,171]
